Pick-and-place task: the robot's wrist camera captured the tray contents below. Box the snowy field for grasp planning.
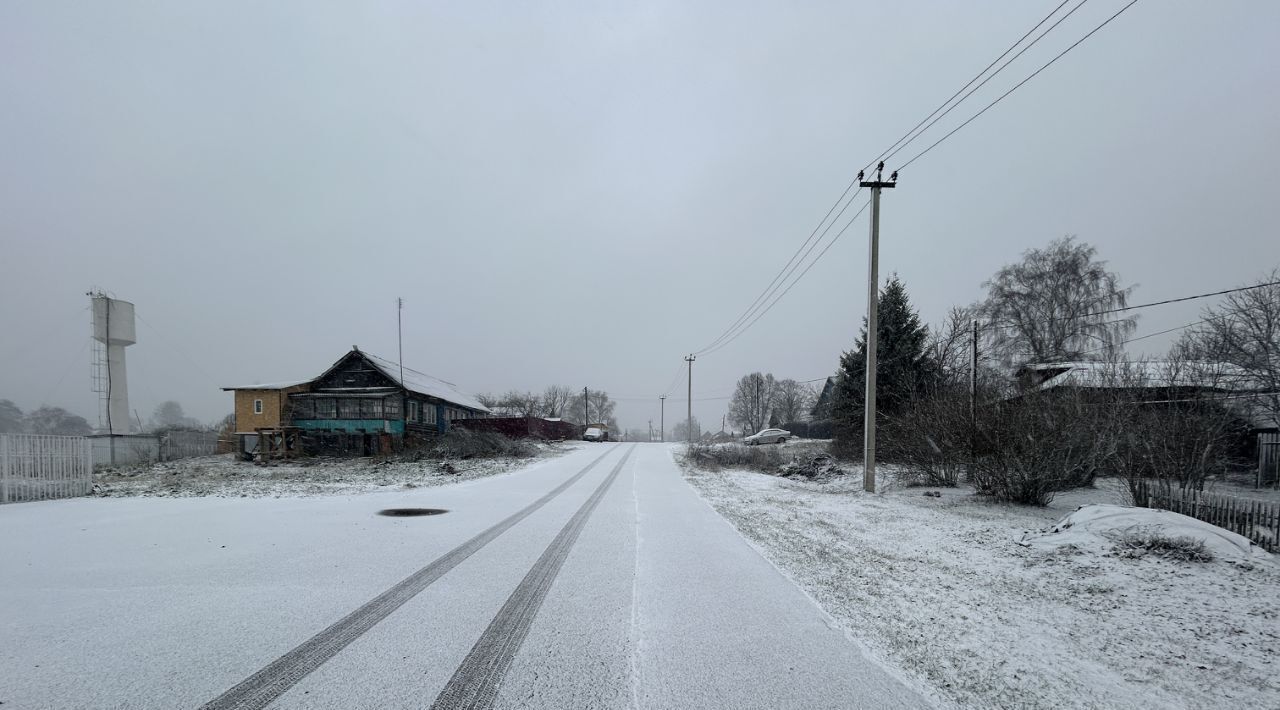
[91,442,583,498]
[682,457,1280,710]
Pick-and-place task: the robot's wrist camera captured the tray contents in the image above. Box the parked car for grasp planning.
[744,428,790,445]
[583,426,605,442]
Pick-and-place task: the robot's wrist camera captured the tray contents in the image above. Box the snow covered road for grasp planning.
[0,443,929,709]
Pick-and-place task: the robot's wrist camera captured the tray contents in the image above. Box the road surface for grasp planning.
[0,443,929,709]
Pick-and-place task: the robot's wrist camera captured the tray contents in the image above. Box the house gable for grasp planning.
[312,350,401,392]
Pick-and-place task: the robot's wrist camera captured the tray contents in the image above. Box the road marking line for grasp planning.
[200,445,622,710]
[429,445,637,710]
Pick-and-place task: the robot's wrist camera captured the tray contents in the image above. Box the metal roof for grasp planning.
[220,379,312,391]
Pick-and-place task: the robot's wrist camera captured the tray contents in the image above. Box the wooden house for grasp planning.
[222,347,489,458]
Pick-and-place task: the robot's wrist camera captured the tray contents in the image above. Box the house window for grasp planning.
[408,401,420,423]
[291,398,314,419]
[384,398,401,417]
[316,398,336,419]
[253,399,263,415]
[360,399,381,418]
[339,398,360,419]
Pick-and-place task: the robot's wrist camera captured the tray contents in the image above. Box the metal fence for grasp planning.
[160,430,219,460]
[90,431,221,467]
[1,433,94,504]
[1135,480,1279,553]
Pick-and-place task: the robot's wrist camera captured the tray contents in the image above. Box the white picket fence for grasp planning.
[0,433,94,504]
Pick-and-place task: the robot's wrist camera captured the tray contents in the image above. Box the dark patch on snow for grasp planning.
[378,508,449,517]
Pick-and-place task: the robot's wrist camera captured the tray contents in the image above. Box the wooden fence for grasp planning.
[1135,479,1280,553]
[1,433,94,504]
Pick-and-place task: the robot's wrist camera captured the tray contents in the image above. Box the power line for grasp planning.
[689,3,1112,361]
[700,199,871,357]
[880,0,1085,166]
[982,280,1280,333]
[693,185,865,355]
[899,0,1141,171]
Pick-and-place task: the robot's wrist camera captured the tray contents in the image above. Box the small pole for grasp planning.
[397,297,405,386]
[685,354,696,442]
[584,387,589,428]
[660,396,665,442]
[860,164,895,493]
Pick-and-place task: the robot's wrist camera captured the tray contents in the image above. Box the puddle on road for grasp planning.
[377,508,449,517]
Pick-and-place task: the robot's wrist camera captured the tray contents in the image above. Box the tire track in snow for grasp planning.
[200,445,621,710]
[429,444,636,710]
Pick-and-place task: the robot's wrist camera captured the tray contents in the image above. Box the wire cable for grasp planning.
[701,199,872,357]
[899,0,1141,171]
[881,0,1085,166]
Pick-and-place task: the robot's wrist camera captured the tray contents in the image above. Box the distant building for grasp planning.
[222,347,489,458]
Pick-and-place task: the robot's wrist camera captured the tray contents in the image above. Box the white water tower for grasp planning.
[89,293,136,435]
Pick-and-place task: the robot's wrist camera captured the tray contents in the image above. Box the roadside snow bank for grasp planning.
[1020,504,1271,565]
[682,466,1280,710]
[93,442,580,498]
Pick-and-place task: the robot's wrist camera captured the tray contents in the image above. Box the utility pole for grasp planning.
[659,395,665,442]
[684,354,696,442]
[583,386,589,427]
[859,163,896,493]
[397,297,405,386]
[970,319,978,463]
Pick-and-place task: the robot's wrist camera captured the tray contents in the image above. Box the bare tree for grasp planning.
[538,385,575,418]
[977,236,1137,370]
[0,399,23,433]
[24,406,91,436]
[672,417,701,442]
[728,372,777,433]
[928,306,975,391]
[1175,269,1280,430]
[771,379,813,425]
[567,388,617,429]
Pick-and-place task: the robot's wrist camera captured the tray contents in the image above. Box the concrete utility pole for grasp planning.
[684,354,696,442]
[659,395,665,442]
[969,318,980,466]
[859,163,896,493]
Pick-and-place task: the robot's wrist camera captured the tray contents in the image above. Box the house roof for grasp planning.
[1021,361,1253,391]
[220,379,312,391]
[357,350,490,413]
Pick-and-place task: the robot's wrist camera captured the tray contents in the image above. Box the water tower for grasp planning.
[89,292,136,435]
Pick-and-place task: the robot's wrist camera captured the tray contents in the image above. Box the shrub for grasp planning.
[423,429,537,460]
[685,442,785,472]
[968,392,1096,506]
[1111,529,1214,563]
[880,393,970,487]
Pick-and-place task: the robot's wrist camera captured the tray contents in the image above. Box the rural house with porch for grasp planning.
[223,347,490,459]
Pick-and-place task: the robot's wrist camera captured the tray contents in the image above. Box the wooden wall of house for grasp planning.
[233,385,309,432]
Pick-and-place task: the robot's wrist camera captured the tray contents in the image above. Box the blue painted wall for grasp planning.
[294,419,405,435]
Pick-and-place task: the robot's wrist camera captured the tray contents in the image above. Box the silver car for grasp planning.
[744,428,790,445]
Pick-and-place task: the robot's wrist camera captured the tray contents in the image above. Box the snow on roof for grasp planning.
[359,351,490,413]
[1024,361,1252,391]
[1019,504,1272,565]
[220,379,312,391]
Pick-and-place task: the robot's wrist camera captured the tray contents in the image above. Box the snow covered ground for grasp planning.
[681,457,1280,710]
[91,443,582,498]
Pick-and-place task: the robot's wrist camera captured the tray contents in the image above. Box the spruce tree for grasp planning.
[831,276,938,456]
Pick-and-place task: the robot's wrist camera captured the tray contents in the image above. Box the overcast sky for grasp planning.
[2,1,1277,434]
